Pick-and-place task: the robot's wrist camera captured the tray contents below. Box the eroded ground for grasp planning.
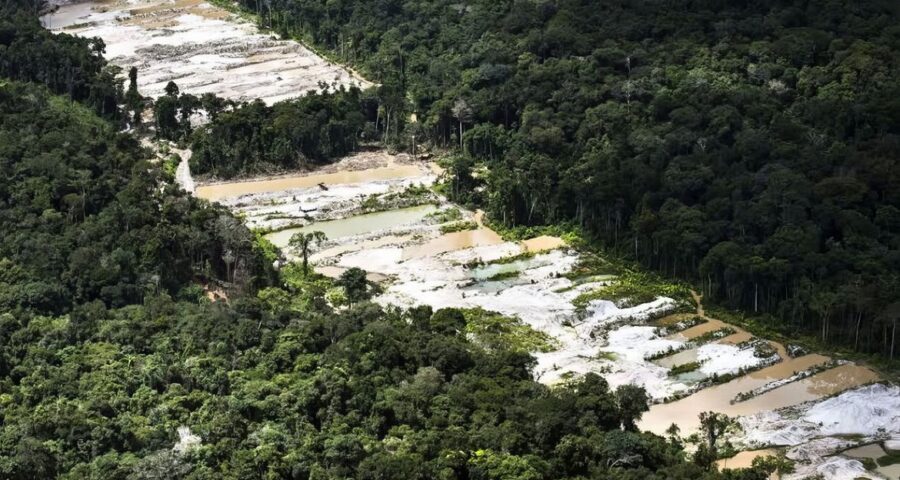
[41,0,371,103]
[192,150,898,480]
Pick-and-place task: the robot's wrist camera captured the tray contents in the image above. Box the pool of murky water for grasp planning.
[265,204,438,247]
[402,228,503,259]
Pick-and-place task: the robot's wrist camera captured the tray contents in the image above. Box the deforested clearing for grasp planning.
[199,148,898,479]
[40,0,371,103]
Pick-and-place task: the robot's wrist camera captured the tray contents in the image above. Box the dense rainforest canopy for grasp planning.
[189,87,368,178]
[227,0,900,359]
[0,4,780,479]
[0,4,121,119]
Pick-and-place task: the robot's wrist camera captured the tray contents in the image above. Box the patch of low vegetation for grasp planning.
[877,450,900,467]
[461,251,539,270]
[484,270,520,282]
[691,327,737,345]
[161,153,180,178]
[280,262,336,293]
[252,222,306,236]
[425,206,463,224]
[752,341,778,358]
[596,351,617,361]
[359,184,438,213]
[859,457,879,470]
[704,362,778,388]
[488,251,537,265]
[461,308,558,353]
[571,282,653,309]
[669,362,701,376]
[487,221,584,246]
[572,270,691,310]
[263,214,303,223]
[645,344,692,362]
[359,194,384,212]
[563,252,621,280]
[835,434,868,442]
[657,315,707,335]
[553,274,618,294]
[440,220,478,234]
[571,289,619,309]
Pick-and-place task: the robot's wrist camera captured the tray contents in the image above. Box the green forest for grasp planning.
[0,3,784,479]
[189,87,368,178]
[222,0,900,359]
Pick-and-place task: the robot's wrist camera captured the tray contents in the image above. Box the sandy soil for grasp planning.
[41,0,371,104]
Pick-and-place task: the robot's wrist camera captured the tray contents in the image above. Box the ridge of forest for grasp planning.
[0,3,778,478]
[218,0,900,359]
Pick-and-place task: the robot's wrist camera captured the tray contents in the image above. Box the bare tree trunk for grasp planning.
[302,250,309,276]
[854,312,862,351]
[754,283,758,313]
[892,318,896,360]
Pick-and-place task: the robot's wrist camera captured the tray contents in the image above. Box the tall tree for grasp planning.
[288,231,327,276]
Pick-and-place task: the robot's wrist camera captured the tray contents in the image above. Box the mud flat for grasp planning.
[41,0,371,103]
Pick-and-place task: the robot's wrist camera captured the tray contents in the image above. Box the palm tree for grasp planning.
[289,231,327,276]
[451,98,472,150]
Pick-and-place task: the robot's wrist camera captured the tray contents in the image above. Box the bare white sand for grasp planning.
[41,0,371,104]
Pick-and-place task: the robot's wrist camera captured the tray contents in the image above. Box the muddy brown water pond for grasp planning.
[640,357,875,435]
[196,165,425,200]
[668,318,735,341]
[521,235,566,252]
[716,448,779,471]
[718,331,754,345]
[735,363,879,412]
[402,228,503,259]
